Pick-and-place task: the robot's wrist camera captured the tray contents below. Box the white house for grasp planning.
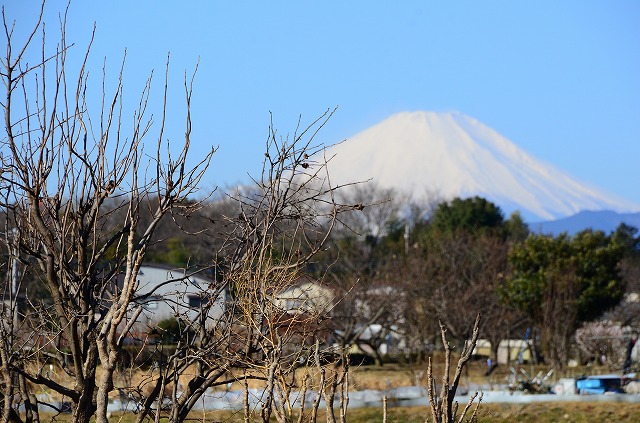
[130,264,225,328]
[274,275,335,314]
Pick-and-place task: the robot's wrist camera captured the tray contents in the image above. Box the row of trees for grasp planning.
[316,186,637,369]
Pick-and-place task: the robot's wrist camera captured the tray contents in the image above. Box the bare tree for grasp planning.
[334,184,404,241]
[118,110,361,423]
[540,268,578,368]
[216,111,360,423]
[397,227,524,363]
[0,4,213,423]
[426,314,482,423]
[323,185,405,364]
[575,320,627,369]
[329,280,402,366]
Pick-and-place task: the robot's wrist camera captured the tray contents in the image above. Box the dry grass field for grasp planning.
[31,359,639,422]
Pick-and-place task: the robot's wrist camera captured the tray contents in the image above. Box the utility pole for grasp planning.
[404,222,410,255]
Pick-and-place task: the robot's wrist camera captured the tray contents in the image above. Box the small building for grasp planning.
[473,339,533,364]
[131,264,225,328]
[274,275,334,314]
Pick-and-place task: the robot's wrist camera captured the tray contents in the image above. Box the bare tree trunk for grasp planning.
[310,343,326,423]
[261,362,277,423]
[244,373,251,423]
[19,373,39,423]
[339,360,349,423]
[0,315,15,423]
[323,376,337,423]
[0,369,14,423]
[296,374,309,423]
[382,396,388,423]
[95,353,117,423]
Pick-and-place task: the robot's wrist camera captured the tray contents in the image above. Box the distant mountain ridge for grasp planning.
[325,111,640,221]
[531,210,640,236]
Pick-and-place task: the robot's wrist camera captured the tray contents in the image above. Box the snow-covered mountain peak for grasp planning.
[324,111,639,221]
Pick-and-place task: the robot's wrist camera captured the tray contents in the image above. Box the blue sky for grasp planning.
[6,1,640,206]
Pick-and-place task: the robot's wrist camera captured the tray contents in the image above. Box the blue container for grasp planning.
[576,376,622,395]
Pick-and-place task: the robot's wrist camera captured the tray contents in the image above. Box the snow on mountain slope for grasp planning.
[323,111,639,221]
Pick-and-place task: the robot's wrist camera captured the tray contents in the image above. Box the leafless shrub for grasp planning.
[426,313,482,423]
[575,320,627,368]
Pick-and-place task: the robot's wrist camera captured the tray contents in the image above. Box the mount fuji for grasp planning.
[324,111,639,222]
